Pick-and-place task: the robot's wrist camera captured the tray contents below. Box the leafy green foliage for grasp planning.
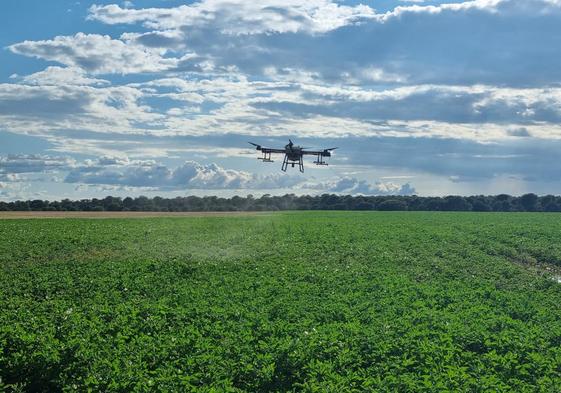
[1,212,561,391]
[3,193,561,212]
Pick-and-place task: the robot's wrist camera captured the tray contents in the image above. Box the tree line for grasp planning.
[1,193,561,212]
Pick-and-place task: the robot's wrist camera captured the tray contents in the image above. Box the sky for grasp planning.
[1,0,561,201]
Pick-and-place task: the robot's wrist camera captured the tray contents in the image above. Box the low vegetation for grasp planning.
[1,212,561,391]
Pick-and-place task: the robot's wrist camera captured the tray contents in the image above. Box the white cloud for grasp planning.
[4,0,561,198]
[304,176,416,195]
[0,181,37,201]
[0,173,21,182]
[359,67,407,83]
[87,0,519,35]
[0,82,162,135]
[4,0,561,159]
[5,67,561,144]
[0,153,418,196]
[61,156,418,195]
[20,67,110,86]
[120,29,186,49]
[378,0,504,22]
[65,158,305,190]
[8,33,192,75]
[0,155,75,174]
[88,1,376,35]
[84,0,561,89]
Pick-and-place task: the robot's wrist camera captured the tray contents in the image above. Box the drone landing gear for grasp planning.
[281,154,304,173]
[313,153,329,166]
[258,151,273,163]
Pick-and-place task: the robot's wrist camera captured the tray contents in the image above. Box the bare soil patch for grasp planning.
[507,253,561,283]
[0,211,268,219]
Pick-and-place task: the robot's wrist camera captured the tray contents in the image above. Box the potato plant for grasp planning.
[1,212,561,392]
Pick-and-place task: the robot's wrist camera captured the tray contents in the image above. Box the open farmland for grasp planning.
[2,212,561,392]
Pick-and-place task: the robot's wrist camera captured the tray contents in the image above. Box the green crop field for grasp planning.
[2,212,561,392]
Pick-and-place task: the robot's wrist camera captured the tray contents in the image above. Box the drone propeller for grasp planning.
[324,147,338,152]
[248,142,261,149]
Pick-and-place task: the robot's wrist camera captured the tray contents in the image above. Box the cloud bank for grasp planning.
[65,158,304,190]
[0,153,416,196]
[3,0,561,198]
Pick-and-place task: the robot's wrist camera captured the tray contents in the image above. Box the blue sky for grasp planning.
[1,0,561,200]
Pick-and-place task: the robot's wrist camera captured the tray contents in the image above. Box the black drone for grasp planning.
[248,139,338,173]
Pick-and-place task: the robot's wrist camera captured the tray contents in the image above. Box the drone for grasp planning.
[248,139,338,173]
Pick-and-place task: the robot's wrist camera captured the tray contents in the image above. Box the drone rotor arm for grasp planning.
[248,142,262,150]
[261,148,287,154]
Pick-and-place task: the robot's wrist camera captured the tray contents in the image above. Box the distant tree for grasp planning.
[123,197,134,210]
[5,193,561,213]
[353,202,371,210]
[520,193,539,211]
[544,202,561,212]
[318,194,337,209]
[59,199,74,211]
[542,196,561,212]
[135,196,153,211]
[443,196,471,211]
[230,195,244,210]
[90,198,103,211]
[30,199,46,210]
[377,199,408,211]
[406,196,425,211]
[471,197,492,212]
[425,197,444,211]
[102,196,122,211]
[539,195,557,211]
[492,198,513,212]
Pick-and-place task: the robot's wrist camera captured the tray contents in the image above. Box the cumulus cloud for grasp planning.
[378,0,503,21]
[0,155,74,175]
[5,67,561,142]
[20,67,110,86]
[1,1,540,87]
[64,158,305,190]
[305,176,416,196]
[61,155,420,195]
[0,82,161,134]
[87,0,513,36]
[0,173,21,182]
[507,127,532,137]
[0,152,418,195]
[5,0,561,198]
[254,83,561,125]
[88,1,376,35]
[8,33,193,75]
[332,135,561,183]
[5,0,561,143]
[0,181,38,201]
[82,0,561,87]
[131,77,561,139]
